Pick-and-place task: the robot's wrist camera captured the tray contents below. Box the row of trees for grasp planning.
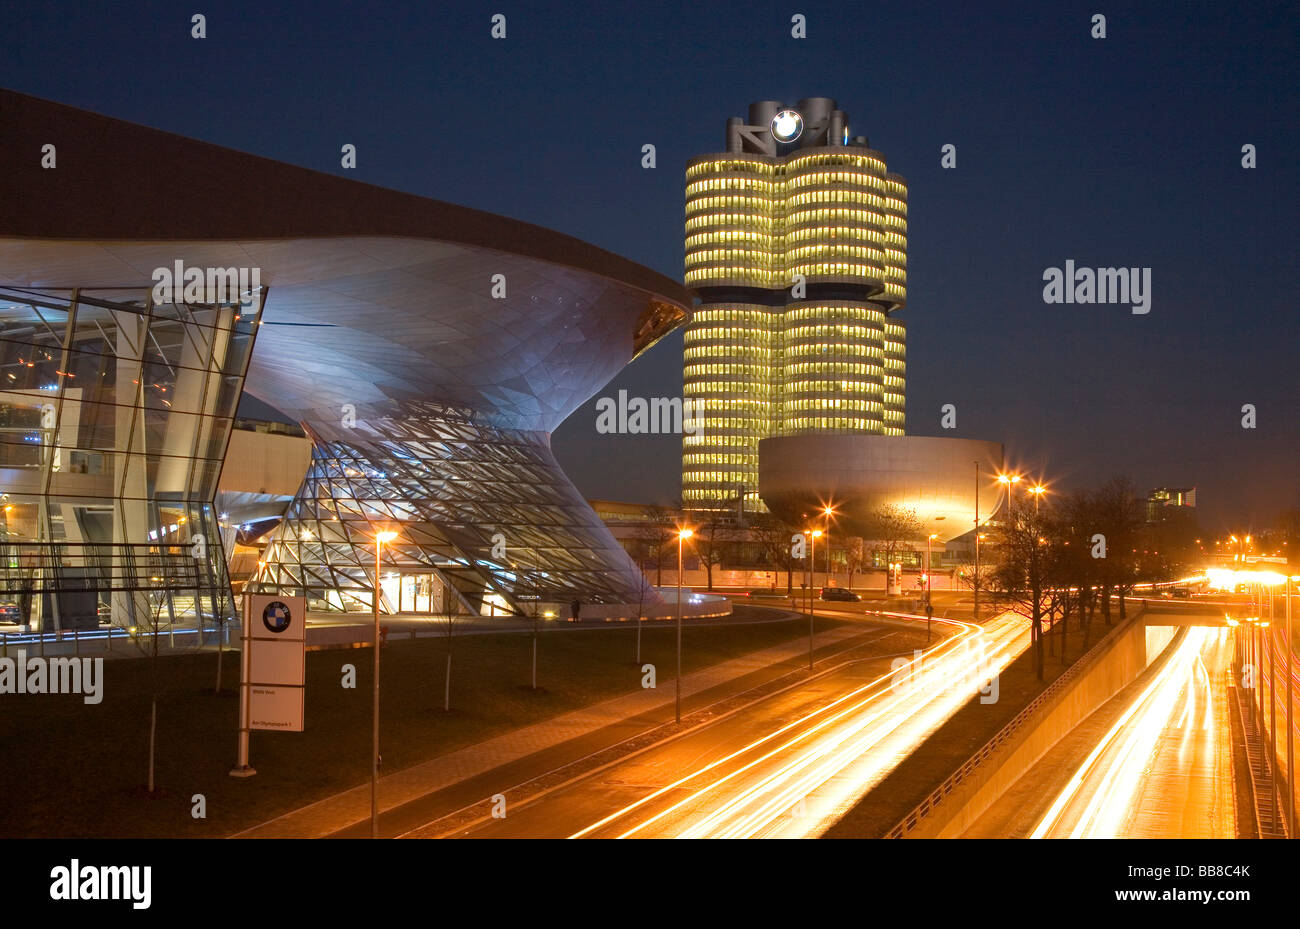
[980,476,1170,680]
[632,504,922,593]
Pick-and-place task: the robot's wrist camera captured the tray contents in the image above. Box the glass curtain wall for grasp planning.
[0,286,261,638]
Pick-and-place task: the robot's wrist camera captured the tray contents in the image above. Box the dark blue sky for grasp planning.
[3,0,1297,531]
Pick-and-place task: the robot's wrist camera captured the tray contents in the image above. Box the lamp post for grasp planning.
[1029,483,1047,513]
[998,473,1021,522]
[1265,610,1276,834]
[822,505,835,588]
[809,529,823,670]
[973,462,980,621]
[926,532,938,643]
[371,528,398,839]
[1289,575,1296,838]
[676,527,693,724]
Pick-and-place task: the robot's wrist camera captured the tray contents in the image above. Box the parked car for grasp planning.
[0,602,20,624]
[1172,587,1190,598]
[747,589,785,599]
[820,587,861,602]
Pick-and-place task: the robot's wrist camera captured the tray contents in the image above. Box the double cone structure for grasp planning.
[0,90,688,623]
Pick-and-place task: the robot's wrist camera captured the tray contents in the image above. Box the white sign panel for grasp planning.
[249,685,305,732]
[241,593,306,732]
[247,594,305,642]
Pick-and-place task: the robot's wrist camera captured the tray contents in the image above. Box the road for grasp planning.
[415,609,1028,839]
[1031,625,1239,838]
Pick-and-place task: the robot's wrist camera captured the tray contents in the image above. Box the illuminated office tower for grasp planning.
[683,98,908,511]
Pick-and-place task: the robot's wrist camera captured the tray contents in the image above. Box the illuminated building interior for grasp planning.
[683,98,908,511]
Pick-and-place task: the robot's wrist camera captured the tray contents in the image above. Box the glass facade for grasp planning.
[250,402,650,614]
[683,134,909,510]
[0,286,261,634]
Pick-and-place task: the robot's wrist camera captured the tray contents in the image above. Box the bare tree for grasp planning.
[990,501,1053,680]
[638,506,678,587]
[750,513,799,594]
[631,565,656,664]
[1091,476,1145,623]
[863,504,924,580]
[688,511,733,591]
[844,536,865,589]
[955,557,996,617]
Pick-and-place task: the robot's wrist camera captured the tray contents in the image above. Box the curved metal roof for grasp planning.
[0,90,689,432]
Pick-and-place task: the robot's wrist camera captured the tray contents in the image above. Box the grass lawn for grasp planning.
[0,611,843,838]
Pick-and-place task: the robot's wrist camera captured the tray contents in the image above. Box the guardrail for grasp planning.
[885,606,1145,838]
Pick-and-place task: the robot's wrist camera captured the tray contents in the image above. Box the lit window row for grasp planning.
[686,177,780,197]
[685,212,777,233]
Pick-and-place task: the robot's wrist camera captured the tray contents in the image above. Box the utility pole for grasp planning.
[973,461,980,621]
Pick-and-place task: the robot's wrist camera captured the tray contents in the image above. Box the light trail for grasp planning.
[1031,626,1235,838]
[570,610,1029,839]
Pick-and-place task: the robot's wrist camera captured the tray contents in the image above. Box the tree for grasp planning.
[863,504,924,581]
[750,513,799,594]
[1058,489,1103,652]
[1091,477,1145,622]
[688,511,733,591]
[844,536,866,589]
[638,506,678,587]
[990,500,1054,680]
[631,565,657,664]
[955,557,996,618]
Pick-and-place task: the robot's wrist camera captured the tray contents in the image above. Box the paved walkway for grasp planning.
[234,623,871,838]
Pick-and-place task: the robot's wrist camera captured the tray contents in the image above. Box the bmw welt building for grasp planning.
[0,91,688,633]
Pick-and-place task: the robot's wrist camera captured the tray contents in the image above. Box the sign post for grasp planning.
[231,593,306,777]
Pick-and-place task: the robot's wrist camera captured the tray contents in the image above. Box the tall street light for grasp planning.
[809,529,823,670]
[998,473,1021,522]
[371,528,398,839]
[676,527,693,724]
[926,532,939,643]
[1029,483,1047,513]
[1289,575,1297,838]
[822,504,835,588]
[973,462,981,621]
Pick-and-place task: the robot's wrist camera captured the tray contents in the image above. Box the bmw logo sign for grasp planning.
[263,600,292,634]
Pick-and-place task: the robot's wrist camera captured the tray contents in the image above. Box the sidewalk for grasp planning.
[234,623,871,838]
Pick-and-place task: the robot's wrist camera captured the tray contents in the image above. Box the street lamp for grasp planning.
[997,473,1021,521]
[926,532,939,642]
[822,504,835,588]
[973,462,982,621]
[1289,575,1298,838]
[371,528,398,839]
[809,529,823,670]
[676,527,693,724]
[1029,483,1047,512]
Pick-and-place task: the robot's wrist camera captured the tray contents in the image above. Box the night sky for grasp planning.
[3,0,1296,531]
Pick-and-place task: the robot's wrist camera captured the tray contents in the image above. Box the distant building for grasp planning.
[1147,487,1196,523]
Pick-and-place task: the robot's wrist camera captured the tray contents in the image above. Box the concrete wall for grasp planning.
[902,611,1163,838]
